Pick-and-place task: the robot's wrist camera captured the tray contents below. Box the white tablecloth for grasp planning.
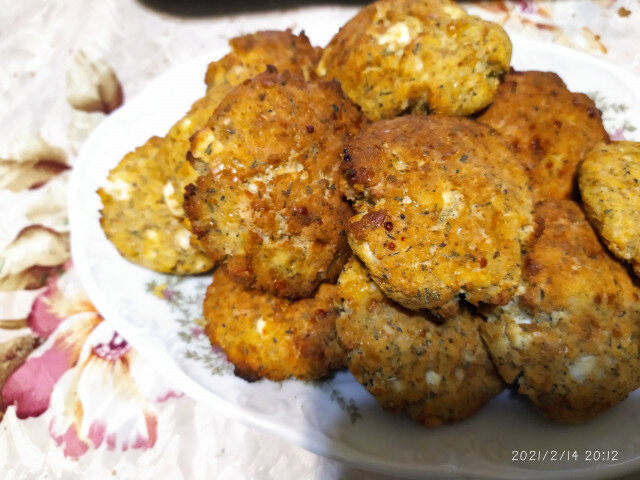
[1,1,639,478]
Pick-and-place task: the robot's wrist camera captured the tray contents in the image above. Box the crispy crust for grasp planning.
[99,31,326,275]
[205,30,321,89]
[336,258,504,426]
[185,69,364,298]
[98,85,234,274]
[317,0,511,120]
[203,267,345,381]
[477,70,609,201]
[162,85,233,214]
[99,135,214,274]
[579,141,640,277]
[344,115,533,312]
[481,200,640,423]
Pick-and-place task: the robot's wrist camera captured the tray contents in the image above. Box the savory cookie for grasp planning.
[317,0,511,120]
[477,70,609,201]
[481,200,640,423]
[99,136,214,274]
[174,30,321,206]
[203,266,345,381]
[343,115,533,313]
[100,31,322,274]
[336,257,504,427]
[185,69,363,298]
[204,29,320,90]
[161,85,234,219]
[579,141,640,277]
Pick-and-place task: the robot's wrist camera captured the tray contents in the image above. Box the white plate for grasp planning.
[70,15,640,480]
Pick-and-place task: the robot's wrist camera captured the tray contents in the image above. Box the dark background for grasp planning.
[140,0,369,17]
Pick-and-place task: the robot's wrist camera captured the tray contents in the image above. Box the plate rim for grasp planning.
[69,35,640,480]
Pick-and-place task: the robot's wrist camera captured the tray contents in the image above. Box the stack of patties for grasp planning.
[99,30,322,275]
[313,0,519,426]
[474,70,640,423]
[98,0,640,427]
[184,64,364,381]
[333,110,640,425]
[315,0,640,426]
[335,115,533,426]
[100,30,361,382]
[188,0,519,403]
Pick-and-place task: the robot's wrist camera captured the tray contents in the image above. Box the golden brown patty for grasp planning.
[477,70,610,201]
[99,135,214,274]
[336,258,504,427]
[317,0,511,120]
[162,85,234,218]
[205,30,320,89]
[203,266,345,381]
[185,69,364,298]
[481,200,640,423]
[579,141,640,277]
[100,31,323,274]
[343,115,533,313]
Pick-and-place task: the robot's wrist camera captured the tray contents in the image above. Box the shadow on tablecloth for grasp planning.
[138,0,580,17]
[139,0,367,17]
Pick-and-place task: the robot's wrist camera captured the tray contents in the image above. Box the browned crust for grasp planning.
[317,0,511,120]
[185,69,364,299]
[578,141,640,276]
[336,258,504,427]
[203,267,346,381]
[477,70,610,201]
[205,30,321,89]
[343,115,533,311]
[482,200,640,423]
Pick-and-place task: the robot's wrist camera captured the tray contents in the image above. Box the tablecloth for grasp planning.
[1,1,639,478]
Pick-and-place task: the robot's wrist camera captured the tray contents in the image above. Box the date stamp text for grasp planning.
[511,450,619,463]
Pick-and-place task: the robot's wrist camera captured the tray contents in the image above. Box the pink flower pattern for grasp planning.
[1,263,181,459]
[2,311,101,418]
[518,0,538,15]
[610,128,626,140]
[26,260,94,337]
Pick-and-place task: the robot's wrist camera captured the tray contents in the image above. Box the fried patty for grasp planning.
[344,115,533,313]
[185,69,364,298]
[477,70,610,201]
[99,135,214,274]
[203,266,345,382]
[205,30,320,89]
[336,257,504,426]
[100,31,323,274]
[317,0,511,120]
[481,200,640,423]
[161,85,234,219]
[579,141,640,277]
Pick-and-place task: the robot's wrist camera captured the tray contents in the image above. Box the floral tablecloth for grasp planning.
[1,1,639,479]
